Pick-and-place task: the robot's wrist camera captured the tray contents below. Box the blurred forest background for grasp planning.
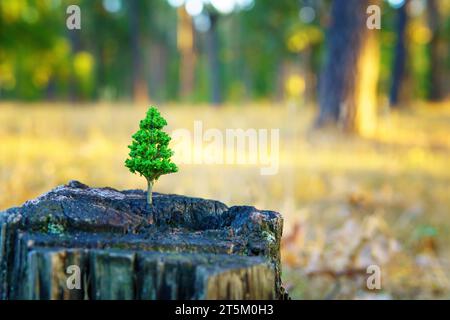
[0,0,449,299]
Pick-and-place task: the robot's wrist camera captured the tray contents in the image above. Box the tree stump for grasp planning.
[0,181,285,300]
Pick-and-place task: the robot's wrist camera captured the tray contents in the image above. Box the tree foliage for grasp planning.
[125,107,178,184]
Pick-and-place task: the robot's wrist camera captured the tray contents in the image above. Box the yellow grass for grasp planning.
[1,101,449,299]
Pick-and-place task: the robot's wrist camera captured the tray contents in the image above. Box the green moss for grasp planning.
[47,222,65,235]
[261,230,276,244]
[39,215,65,235]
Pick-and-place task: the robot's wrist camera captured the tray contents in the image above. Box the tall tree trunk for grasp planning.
[68,30,81,102]
[128,0,149,103]
[389,0,409,107]
[317,0,380,135]
[149,42,168,102]
[177,7,196,100]
[427,0,445,101]
[301,47,315,105]
[206,13,222,106]
[355,28,380,136]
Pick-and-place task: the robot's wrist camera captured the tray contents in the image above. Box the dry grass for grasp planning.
[1,101,449,299]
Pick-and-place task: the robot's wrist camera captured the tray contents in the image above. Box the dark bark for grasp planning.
[316,0,372,131]
[206,13,222,105]
[389,1,409,107]
[0,181,286,300]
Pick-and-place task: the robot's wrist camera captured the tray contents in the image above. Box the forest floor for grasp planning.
[1,101,449,299]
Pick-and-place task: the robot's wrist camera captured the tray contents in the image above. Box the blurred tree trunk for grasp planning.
[275,58,286,103]
[92,9,104,101]
[149,42,168,103]
[206,13,222,106]
[317,0,380,136]
[68,30,81,102]
[301,47,315,105]
[45,77,56,100]
[426,0,446,101]
[177,7,196,100]
[128,0,149,103]
[389,0,409,108]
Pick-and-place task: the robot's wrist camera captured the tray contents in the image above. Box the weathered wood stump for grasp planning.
[0,181,285,300]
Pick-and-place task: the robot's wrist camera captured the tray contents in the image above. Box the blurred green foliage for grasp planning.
[0,0,448,102]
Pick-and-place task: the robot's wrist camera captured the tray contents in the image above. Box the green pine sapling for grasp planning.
[125,106,178,210]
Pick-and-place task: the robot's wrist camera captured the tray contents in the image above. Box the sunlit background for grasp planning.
[1,0,449,299]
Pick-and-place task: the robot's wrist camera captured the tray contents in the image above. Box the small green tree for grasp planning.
[125,106,178,208]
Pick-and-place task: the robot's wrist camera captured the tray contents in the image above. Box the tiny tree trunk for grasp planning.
[147,180,153,207]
